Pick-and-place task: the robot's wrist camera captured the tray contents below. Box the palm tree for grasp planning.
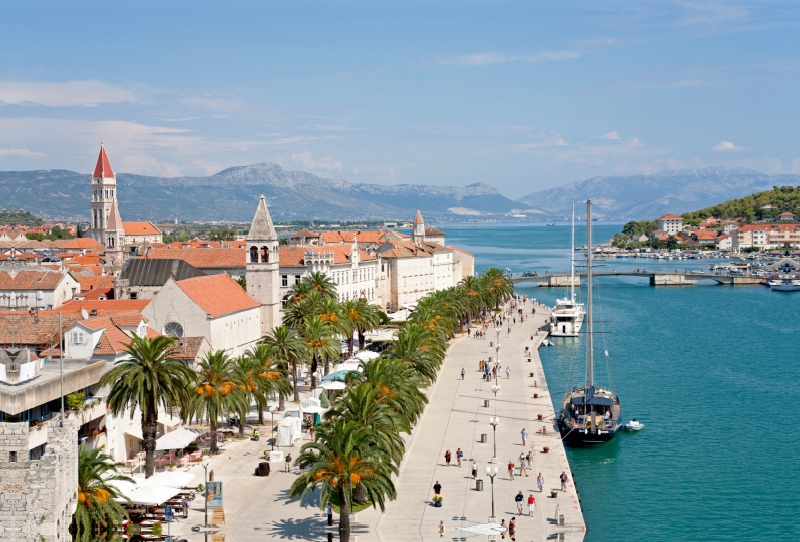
[100,335,195,477]
[283,290,325,330]
[336,299,358,358]
[290,419,397,542]
[244,344,291,423]
[349,298,385,351]
[305,270,337,299]
[301,315,339,390]
[383,324,446,384]
[72,445,132,542]
[260,326,305,403]
[351,358,428,426]
[187,350,246,454]
[459,276,484,329]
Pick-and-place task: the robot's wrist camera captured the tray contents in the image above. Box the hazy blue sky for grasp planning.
[0,1,798,198]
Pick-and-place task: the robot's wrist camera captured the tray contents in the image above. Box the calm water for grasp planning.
[442,223,800,541]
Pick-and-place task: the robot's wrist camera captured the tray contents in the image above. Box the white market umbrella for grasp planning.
[320,381,347,390]
[301,405,327,414]
[139,471,196,488]
[105,478,139,495]
[355,350,379,361]
[122,484,182,505]
[332,361,362,373]
[155,428,204,451]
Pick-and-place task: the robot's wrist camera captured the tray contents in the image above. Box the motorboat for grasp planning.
[550,202,586,337]
[542,339,554,347]
[557,200,623,446]
[625,419,644,431]
[770,278,800,292]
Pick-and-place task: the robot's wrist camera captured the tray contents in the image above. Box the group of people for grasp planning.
[478,359,511,381]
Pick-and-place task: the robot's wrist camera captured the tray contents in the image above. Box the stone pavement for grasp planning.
[159,299,585,542]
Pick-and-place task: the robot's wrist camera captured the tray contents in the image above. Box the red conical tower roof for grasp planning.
[93,144,115,179]
[413,209,424,225]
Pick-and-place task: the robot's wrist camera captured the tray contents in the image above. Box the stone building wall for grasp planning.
[0,418,78,542]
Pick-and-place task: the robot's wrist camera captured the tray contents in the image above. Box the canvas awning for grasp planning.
[120,484,182,505]
[139,471,196,488]
[570,396,614,407]
[155,428,204,451]
[124,427,144,441]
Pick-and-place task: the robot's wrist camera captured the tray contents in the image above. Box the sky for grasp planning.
[0,0,799,199]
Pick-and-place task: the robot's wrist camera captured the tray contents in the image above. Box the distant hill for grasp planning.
[682,185,800,222]
[0,209,44,226]
[0,164,518,222]
[518,167,800,220]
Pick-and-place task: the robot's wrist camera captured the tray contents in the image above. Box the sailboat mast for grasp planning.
[570,201,575,302]
[586,199,593,387]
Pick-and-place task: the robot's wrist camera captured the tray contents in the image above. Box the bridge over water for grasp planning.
[509,269,765,287]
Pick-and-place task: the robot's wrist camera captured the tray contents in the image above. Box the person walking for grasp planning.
[438,520,445,538]
[506,366,511,379]
[461,368,465,380]
[433,481,442,496]
[527,494,536,516]
[518,453,528,477]
[326,501,333,526]
[444,449,452,467]
[537,472,544,493]
[508,517,516,541]
[507,460,515,481]
[471,460,478,479]
[456,447,463,467]
[514,491,524,515]
[520,427,528,446]
[284,453,292,473]
[560,471,568,491]
[181,496,189,518]
[525,451,532,469]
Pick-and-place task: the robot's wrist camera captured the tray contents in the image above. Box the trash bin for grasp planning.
[476,479,484,491]
[484,399,490,408]
[257,462,271,476]
[480,433,487,443]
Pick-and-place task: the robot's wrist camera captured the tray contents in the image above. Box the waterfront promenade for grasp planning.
[161,300,584,541]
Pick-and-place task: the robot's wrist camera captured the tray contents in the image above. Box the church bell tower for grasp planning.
[246,195,281,334]
[86,144,119,244]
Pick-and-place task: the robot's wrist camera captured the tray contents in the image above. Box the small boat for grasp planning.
[625,419,644,431]
[542,339,554,346]
[770,278,800,292]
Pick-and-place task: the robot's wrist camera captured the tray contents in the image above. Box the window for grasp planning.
[282,275,288,287]
[164,322,184,337]
[72,331,84,344]
[294,275,301,284]
[129,292,138,300]
[261,246,270,263]
[250,246,258,263]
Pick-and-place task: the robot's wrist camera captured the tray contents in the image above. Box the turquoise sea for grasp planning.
[442,223,800,541]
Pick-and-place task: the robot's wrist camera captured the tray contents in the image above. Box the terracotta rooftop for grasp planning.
[58,299,151,315]
[291,228,321,239]
[169,336,207,359]
[279,246,375,267]
[657,214,683,220]
[175,274,259,318]
[145,248,245,268]
[93,144,115,178]
[123,221,161,236]
[54,238,103,250]
[0,270,72,290]
[0,312,82,348]
[425,226,445,236]
[76,274,114,292]
[413,209,424,225]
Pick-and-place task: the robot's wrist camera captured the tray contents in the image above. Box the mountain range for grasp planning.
[1,164,798,222]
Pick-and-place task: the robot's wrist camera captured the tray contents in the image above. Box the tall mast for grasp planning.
[586,199,593,387]
[570,201,575,302]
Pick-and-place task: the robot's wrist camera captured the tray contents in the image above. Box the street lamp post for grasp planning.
[485,465,499,523]
[201,459,209,532]
[489,416,499,464]
[268,406,277,450]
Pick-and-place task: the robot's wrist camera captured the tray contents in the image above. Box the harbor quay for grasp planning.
[162,299,585,542]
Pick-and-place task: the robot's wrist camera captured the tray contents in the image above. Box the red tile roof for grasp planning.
[779,212,796,217]
[175,274,259,318]
[54,238,103,250]
[123,221,161,236]
[279,246,375,267]
[76,275,114,292]
[447,245,473,257]
[145,248,245,268]
[93,144,115,178]
[0,270,72,290]
[58,299,151,315]
[82,286,115,300]
[657,214,682,220]
[413,210,424,225]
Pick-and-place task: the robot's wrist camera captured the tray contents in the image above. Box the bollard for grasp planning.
[484,399,490,408]
[481,433,487,443]
[489,341,493,348]
[533,393,539,398]
[476,479,484,491]
[529,372,534,377]
[537,414,543,421]
[528,358,532,363]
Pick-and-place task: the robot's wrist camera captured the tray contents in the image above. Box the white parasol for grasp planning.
[139,471,196,488]
[320,381,347,390]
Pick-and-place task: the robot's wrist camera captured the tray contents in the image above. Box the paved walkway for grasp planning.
[159,299,584,542]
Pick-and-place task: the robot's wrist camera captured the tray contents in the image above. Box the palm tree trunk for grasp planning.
[292,361,300,402]
[338,486,351,542]
[354,482,367,502]
[347,337,354,357]
[210,417,218,454]
[238,405,247,438]
[358,331,366,351]
[278,390,286,411]
[143,400,158,478]
[258,400,264,425]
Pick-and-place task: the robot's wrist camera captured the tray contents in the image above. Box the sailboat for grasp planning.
[557,200,622,445]
[549,202,585,337]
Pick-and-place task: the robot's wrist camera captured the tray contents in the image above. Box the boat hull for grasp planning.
[557,420,622,446]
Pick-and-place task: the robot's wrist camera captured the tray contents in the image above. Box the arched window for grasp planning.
[250,246,258,263]
[261,246,269,263]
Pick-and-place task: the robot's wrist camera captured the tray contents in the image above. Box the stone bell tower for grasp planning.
[246,195,281,334]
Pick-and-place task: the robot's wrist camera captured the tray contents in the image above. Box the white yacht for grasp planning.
[550,202,586,337]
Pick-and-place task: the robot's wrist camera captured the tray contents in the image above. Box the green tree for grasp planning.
[290,419,397,542]
[71,445,132,542]
[100,335,194,477]
[301,315,339,389]
[244,344,291,424]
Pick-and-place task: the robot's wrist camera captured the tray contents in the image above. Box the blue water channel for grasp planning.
[441,223,800,541]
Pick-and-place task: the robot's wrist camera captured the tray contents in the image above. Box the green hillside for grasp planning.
[682,185,800,222]
[0,209,44,226]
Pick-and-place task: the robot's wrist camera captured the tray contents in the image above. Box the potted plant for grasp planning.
[151,521,162,537]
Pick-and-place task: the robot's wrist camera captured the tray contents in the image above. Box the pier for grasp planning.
[510,270,765,287]
[377,301,585,541]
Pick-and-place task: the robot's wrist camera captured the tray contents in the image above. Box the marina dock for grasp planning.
[511,269,765,287]
[377,300,585,541]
